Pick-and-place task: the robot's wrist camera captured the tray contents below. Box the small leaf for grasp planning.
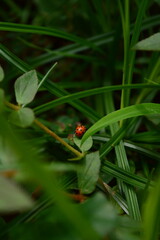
[9,108,35,127]
[78,151,100,194]
[14,70,38,105]
[0,65,4,81]
[133,33,160,51]
[74,136,93,152]
[0,176,34,212]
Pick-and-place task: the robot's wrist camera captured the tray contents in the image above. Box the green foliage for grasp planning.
[0,0,160,239]
[14,70,38,105]
[81,103,160,144]
[9,108,35,127]
[134,33,160,51]
[0,175,34,212]
[74,136,93,152]
[78,151,100,194]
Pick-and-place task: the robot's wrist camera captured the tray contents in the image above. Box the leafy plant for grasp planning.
[0,0,160,240]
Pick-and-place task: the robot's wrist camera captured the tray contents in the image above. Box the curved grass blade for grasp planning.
[81,103,160,144]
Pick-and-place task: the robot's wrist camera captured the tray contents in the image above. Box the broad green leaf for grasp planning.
[14,70,38,105]
[0,89,4,111]
[9,108,35,127]
[0,176,34,212]
[73,136,93,152]
[78,151,100,194]
[0,65,4,81]
[134,33,160,51]
[81,103,160,144]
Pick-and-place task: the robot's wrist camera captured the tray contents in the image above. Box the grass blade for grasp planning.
[81,103,160,144]
[0,22,100,52]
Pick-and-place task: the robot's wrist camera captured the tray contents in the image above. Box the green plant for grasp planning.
[0,0,160,239]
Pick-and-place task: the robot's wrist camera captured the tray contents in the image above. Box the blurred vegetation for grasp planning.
[0,0,160,240]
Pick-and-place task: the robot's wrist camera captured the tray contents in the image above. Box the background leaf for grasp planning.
[133,33,160,51]
[0,65,4,82]
[0,176,34,212]
[9,108,35,127]
[14,70,38,105]
[78,151,100,194]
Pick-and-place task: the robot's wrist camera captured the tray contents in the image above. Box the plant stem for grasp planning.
[5,101,20,110]
[5,101,83,158]
[34,119,83,158]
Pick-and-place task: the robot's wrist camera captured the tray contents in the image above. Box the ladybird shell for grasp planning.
[75,125,86,137]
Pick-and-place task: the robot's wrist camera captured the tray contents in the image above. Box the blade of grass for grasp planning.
[94,136,160,162]
[81,103,160,143]
[0,22,101,52]
[103,92,141,220]
[21,15,160,67]
[99,119,135,158]
[98,179,129,215]
[34,83,160,114]
[37,62,57,89]
[101,160,154,190]
[120,0,150,109]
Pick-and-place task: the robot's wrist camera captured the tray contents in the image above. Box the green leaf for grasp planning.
[14,70,38,105]
[9,108,35,127]
[0,43,100,122]
[81,103,160,144]
[73,136,93,152]
[78,151,100,194]
[34,83,160,114]
[0,176,34,212]
[133,33,160,51]
[81,193,118,235]
[0,65,4,82]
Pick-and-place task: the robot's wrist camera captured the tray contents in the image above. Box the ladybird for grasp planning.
[75,125,86,137]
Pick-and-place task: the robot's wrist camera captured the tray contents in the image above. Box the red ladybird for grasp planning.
[75,125,86,138]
